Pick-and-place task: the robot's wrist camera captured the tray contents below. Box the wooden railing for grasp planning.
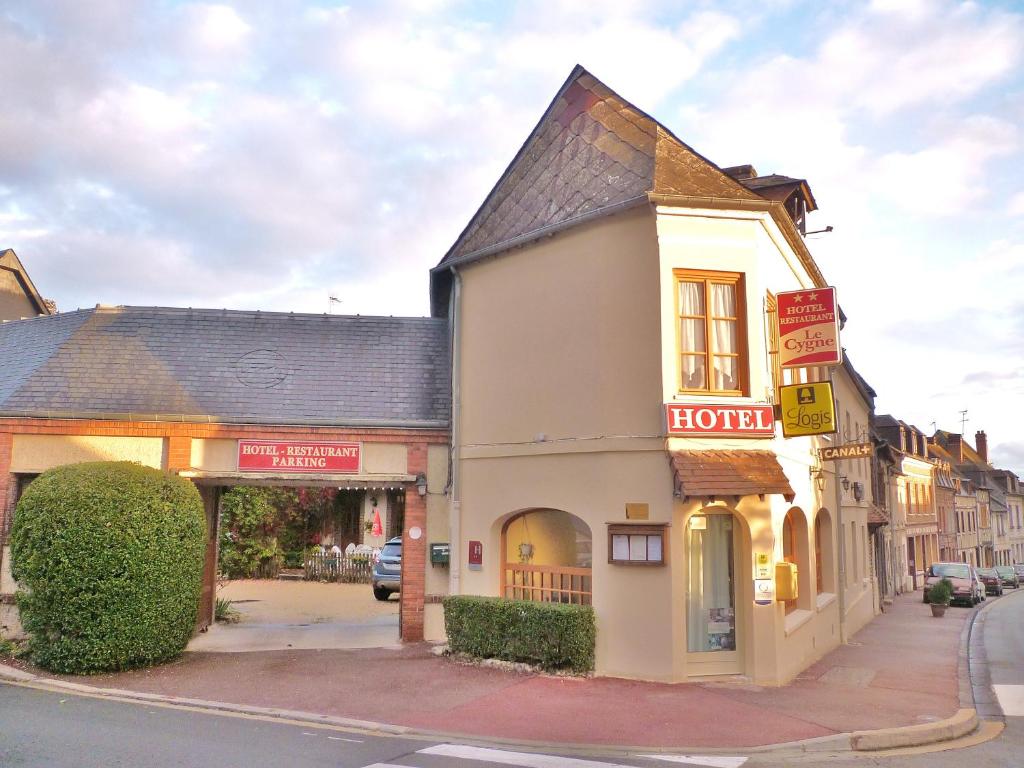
[304,553,374,584]
[502,563,592,605]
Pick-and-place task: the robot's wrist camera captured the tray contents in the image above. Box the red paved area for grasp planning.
[8,592,969,748]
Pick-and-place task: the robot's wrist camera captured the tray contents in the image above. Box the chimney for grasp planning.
[948,433,963,463]
[976,430,988,463]
[722,164,758,180]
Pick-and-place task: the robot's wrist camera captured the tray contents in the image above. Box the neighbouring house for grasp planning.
[991,469,1024,565]
[0,307,451,640]
[873,416,938,591]
[932,431,1000,567]
[0,249,52,322]
[431,65,875,685]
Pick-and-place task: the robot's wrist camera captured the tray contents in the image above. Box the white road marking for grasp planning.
[993,684,1024,716]
[418,743,641,767]
[327,735,363,742]
[359,764,405,768]
[637,755,748,767]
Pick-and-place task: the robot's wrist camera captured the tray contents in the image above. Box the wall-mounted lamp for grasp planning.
[811,468,827,492]
[369,496,378,507]
[841,476,850,491]
[415,473,428,497]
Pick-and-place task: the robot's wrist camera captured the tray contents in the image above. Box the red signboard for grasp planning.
[665,403,775,438]
[237,440,361,473]
[468,540,483,567]
[776,286,841,368]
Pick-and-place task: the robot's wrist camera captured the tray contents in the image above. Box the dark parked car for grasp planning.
[923,562,981,605]
[372,537,402,601]
[977,567,1004,596]
[995,565,1020,589]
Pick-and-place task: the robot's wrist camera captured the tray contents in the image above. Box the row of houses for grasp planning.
[0,66,1016,687]
[871,418,1023,600]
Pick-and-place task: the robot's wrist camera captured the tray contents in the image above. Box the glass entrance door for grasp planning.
[687,514,738,657]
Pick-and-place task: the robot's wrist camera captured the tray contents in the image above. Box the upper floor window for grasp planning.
[675,270,746,395]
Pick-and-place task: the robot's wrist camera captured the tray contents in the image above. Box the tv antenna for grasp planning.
[327,295,341,314]
[958,409,969,435]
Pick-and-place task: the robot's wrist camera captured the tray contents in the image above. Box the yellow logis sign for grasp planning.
[779,381,837,437]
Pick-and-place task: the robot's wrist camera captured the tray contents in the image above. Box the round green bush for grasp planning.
[9,461,206,674]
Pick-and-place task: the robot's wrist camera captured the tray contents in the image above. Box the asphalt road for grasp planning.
[2,590,1023,768]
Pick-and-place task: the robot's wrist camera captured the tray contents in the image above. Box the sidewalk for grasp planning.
[2,591,970,749]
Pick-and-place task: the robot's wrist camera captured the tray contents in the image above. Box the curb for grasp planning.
[849,707,978,751]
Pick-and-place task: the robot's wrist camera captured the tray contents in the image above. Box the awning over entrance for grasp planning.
[670,450,796,502]
[179,470,415,488]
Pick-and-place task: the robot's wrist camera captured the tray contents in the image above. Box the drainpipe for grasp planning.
[448,268,462,596]
[836,460,848,643]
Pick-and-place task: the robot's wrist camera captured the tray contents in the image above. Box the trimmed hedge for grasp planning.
[443,595,595,673]
[9,462,206,674]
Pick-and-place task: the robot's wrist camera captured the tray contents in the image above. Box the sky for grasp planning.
[1,0,1023,472]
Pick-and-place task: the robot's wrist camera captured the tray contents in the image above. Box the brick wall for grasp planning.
[400,442,429,642]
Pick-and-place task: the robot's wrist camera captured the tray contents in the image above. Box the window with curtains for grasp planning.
[675,270,747,395]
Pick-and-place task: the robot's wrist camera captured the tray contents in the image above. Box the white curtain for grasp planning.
[711,283,737,390]
[679,281,705,388]
[687,516,736,653]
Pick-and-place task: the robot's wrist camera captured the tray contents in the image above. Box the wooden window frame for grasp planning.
[674,269,748,396]
[607,523,667,566]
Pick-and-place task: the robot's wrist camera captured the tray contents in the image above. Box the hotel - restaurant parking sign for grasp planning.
[238,440,361,473]
[777,286,841,368]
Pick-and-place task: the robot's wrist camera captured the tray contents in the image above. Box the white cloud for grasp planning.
[1008,192,1024,216]
[190,5,251,51]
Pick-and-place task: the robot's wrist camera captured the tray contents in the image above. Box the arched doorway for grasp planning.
[500,509,592,605]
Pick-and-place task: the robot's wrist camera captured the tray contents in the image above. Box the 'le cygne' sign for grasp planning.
[819,442,873,461]
[777,286,841,368]
[237,440,361,473]
[665,403,775,438]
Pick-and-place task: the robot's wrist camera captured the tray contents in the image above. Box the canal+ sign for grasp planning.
[665,403,775,438]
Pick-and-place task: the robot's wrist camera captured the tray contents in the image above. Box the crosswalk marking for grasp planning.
[359,745,749,768]
[418,744,644,767]
[993,684,1024,716]
[637,755,748,767]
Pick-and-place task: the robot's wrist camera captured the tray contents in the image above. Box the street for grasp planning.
[2,591,1023,768]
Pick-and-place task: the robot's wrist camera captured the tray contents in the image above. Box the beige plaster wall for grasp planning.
[0,268,39,321]
[10,434,166,473]
[458,206,663,447]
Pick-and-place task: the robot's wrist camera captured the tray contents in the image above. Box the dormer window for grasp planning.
[675,270,747,395]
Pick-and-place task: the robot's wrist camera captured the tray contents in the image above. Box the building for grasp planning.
[0,306,451,640]
[432,66,873,684]
[932,431,998,566]
[991,470,1024,564]
[0,249,52,322]
[873,416,938,591]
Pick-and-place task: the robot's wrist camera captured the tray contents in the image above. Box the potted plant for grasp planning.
[927,578,953,617]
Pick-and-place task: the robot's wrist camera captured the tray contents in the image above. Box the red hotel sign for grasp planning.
[237,440,361,473]
[777,286,841,368]
[665,403,775,438]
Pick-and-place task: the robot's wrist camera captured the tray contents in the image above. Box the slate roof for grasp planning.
[670,450,796,502]
[433,66,759,270]
[0,306,450,427]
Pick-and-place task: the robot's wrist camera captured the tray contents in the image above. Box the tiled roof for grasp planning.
[0,306,450,427]
[1,248,51,318]
[670,450,796,502]
[437,65,760,269]
[868,506,889,526]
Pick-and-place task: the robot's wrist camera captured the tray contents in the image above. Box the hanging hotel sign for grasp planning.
[777,286,841,368]
[665,403,775,438]
[819,442,873,461]
[237,440,361,473]
[779,382,836,438]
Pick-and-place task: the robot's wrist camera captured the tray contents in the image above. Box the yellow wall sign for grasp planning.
[779,381,836,437]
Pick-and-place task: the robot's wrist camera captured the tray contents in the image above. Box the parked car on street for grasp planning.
[1014,564,1024,581]
[977,567,1004,596]
[995,565,1020,589]
[923,562,982,605]
[371,536,402,601]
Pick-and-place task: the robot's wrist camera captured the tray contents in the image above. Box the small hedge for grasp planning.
[443,595,595,673]
[9,462,206,674]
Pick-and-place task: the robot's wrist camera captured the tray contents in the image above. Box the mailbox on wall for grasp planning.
[430,543,450,566]
[775,561,798,601]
